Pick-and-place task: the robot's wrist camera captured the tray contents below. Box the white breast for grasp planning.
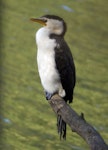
[36,27,65,97]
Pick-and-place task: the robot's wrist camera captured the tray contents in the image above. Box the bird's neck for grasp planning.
[36,26,64,40]
[36,27,57,50]
[36,27,50,40]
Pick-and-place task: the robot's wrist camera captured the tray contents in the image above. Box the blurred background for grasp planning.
[0,0,108,150]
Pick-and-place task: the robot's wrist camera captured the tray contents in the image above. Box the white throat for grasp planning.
[36,27,54,48]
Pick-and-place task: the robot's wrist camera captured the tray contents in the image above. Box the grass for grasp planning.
[0,0,108,150]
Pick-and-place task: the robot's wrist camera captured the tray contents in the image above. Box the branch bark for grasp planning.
[48,94,108,150]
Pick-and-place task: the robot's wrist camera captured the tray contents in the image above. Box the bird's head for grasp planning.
[30,15,67,36]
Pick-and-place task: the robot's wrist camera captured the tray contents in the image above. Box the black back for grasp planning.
[50,34,76,103]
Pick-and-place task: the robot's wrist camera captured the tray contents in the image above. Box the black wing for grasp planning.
[54,36,76,103]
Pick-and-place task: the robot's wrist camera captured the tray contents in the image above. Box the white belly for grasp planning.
[37,47,61,93]
[36,27,65,97]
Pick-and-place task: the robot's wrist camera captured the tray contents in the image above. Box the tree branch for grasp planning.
[48,94,108,150]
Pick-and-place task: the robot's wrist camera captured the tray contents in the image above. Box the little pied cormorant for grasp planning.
[31,15,76,140]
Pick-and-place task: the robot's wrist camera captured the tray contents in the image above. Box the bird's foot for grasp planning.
[45,91,56,100]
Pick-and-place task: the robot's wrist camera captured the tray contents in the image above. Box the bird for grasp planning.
[30,14,76,140]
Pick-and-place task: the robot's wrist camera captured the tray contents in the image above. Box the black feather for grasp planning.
[50,34,76,139]
[50,34,76,103]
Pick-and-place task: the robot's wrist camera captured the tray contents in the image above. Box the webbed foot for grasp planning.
[45,91,54,100]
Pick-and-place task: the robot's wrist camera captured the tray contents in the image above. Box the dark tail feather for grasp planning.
[57,115,66,140]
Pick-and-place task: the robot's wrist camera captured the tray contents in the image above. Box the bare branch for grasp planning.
[48,94,108,150]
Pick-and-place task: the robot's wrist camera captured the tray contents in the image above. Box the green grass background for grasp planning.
[0,0,108,150]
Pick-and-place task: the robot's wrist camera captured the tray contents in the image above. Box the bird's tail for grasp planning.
[57,115,66,140]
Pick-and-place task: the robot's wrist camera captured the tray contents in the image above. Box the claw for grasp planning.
[45,91,57,100]
[45,91,53,100]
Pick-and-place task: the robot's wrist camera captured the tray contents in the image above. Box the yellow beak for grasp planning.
[30,18,46,26]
